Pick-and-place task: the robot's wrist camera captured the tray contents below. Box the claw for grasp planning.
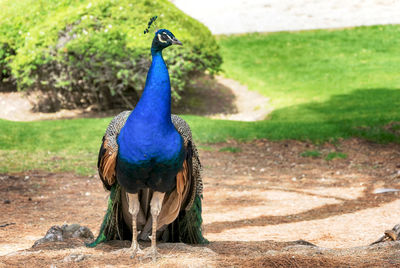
[384,230,398,241]
[138,246,161,262]
[112,245,143,258]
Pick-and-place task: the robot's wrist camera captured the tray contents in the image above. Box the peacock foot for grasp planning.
[139,246,161,262]
[112,245,143,259]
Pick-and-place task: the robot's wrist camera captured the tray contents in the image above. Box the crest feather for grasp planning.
[144,16,158,34]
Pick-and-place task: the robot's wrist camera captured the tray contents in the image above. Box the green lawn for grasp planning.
[218,25,400,109]
[1,25,400,174]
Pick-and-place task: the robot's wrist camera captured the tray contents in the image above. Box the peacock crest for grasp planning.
[144,16,158,34]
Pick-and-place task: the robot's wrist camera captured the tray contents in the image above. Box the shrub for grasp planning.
[0,0,221,111]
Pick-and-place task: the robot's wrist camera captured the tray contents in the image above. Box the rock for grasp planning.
[62,223,80,234]
[33,224,94,247]
[290,239,317,247]
[33,225,63,247]
[71,226,94,239]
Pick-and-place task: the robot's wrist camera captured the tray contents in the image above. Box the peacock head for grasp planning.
[151,29,182,54]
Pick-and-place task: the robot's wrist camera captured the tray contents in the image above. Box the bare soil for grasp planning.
[1,139,400,267]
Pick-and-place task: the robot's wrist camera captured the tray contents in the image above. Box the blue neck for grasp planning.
[117,46,184,166]
[128,50,172,125]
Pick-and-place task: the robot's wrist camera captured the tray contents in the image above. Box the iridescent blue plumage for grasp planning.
[116,29,184,193]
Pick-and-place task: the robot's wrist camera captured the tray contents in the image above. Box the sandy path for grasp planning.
[171,0,400,35]
[209,76,271,121]
[0,76,272,122]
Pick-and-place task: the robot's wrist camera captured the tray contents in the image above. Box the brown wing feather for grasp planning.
[98,138,117,190]
[158,157,192,228]
[97,111,131,191]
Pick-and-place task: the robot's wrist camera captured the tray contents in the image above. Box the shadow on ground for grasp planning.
[172,75,237,116]
[267,88,400,142]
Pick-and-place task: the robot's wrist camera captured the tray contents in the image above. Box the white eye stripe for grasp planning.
[157,33,168,43]
[157,33,175,43]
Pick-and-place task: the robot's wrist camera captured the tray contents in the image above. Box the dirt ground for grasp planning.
[1,139,400,267]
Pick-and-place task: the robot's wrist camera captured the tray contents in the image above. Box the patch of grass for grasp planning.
[197,145,215,151]
[300,150,321,158]
[325,152,348,161]
[219,146,241,153]
[0,150,96,175]
[0,117,108,175]
[218,25,400,110]
[215,25,400,144]
[0,109,399,174]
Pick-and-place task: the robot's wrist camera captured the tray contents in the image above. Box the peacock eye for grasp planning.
[161,34,168,41]
[157,33,169,43]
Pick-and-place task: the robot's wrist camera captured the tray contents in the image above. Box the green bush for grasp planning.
[0,0,221,110]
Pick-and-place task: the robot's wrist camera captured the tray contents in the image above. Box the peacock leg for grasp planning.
[127,192,142,258]
[148,191,165,261]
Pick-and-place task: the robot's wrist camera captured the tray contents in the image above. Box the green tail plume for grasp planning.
[86,183,123,247]
[177,194,208,244]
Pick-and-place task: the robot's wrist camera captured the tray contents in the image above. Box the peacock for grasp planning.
[87,18,207,260]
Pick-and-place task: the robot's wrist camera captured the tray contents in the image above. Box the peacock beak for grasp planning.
[172,38,183,46]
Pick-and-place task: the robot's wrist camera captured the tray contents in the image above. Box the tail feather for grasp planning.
[168,194,208,244]
[86,183,126,247]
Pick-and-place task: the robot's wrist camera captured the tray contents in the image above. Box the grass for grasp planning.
[0,118,108,174]
[217,25,400,109]
[1,25,400,174]
[300,150,348,160]
[219,146,241,153]
[215,25,400,143]
[300,150,321,158]
[325,152,348,161]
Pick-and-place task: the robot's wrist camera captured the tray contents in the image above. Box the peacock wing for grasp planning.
[156,115,204,228]
[171,114,203,209]
[98,111,131,190]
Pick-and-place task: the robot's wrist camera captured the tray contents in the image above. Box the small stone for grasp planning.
[63,223,81,236]
[72,226,94,239]
[291,177,297,181]
[33,225,63,247]
[63,254,87,263]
